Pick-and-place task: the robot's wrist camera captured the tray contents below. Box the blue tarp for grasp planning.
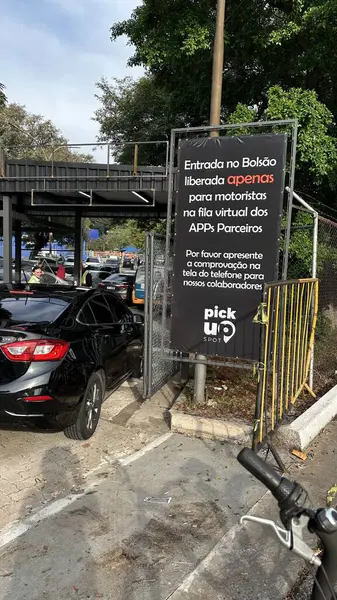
[122,246,140,253]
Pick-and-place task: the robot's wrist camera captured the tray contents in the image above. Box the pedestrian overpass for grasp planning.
[0,142,174,283]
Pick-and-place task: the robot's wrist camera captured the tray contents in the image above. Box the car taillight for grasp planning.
[1,339,69,362]
[23,395,53,402]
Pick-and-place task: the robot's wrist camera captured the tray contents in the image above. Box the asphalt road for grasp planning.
[0,433,265,600]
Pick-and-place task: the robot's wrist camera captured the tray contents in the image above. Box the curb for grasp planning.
[170,409,252,444]
[170,390,252,444]
[277,383,337,450]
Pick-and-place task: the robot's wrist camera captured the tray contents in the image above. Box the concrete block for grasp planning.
[170,409,252,444]
[277,383,337,450]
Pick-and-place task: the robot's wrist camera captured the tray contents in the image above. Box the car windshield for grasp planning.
[88,258,99,263]
[0,296,70,325]
[135,269,145,284]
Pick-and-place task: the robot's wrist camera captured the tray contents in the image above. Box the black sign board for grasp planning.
[170,134,287,360]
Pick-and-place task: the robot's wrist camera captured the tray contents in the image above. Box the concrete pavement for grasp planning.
[0,379,336,599]
[0,379,167,532]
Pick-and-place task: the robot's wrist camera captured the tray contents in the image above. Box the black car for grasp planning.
[0,285,143,440]
[98,273,135,304]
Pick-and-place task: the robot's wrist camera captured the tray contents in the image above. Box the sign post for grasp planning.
[171,133,287,361]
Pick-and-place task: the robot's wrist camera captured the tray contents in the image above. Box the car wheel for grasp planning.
[64,371,105,440]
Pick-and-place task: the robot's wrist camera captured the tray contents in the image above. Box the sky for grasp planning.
[0,0,143,160]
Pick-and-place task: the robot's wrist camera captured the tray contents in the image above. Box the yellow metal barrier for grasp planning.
[253,278,318,449]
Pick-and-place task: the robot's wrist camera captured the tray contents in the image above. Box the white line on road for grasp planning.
[118,432,173,466]
[164,491,270,599]
[0,431,173,551]
[0,491,88,551]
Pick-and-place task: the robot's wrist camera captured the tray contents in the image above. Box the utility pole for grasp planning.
[210,0,226,137]
[194,0,226,404]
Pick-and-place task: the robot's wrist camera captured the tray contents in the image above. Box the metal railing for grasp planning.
[253,278,318,449]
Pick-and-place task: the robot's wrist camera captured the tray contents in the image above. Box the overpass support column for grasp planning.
[74,212,82,286]
[2,196,13,283]
[14,219,22,283]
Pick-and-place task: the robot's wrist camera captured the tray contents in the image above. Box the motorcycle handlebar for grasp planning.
[238,449,337,600]
[237,448,283,494]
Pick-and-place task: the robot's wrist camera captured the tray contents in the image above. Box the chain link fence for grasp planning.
[282,208,337,393]
[143,233,179,399]
[314,216,337,391]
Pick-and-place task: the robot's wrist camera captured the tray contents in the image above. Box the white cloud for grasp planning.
[0,0,143,161]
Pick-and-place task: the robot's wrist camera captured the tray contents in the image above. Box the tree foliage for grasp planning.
[88,218,166,252]
[0,103,93,162]
[105,0,337,213]
[0,82,6,108]
[111,0,337,117]
[228,86,337,189]
[94,77,180,164]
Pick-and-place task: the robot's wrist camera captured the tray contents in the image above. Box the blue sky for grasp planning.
[0,0,143,160]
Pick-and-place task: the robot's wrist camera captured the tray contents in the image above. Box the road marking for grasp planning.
[0,431,173,551]
[164,491,270,599]
[118,431,173,466]
[0,491,88,551]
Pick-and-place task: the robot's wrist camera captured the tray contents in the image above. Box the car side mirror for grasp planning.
[133,313,144,324]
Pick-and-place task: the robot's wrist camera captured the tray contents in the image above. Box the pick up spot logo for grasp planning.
[203,306,237,344]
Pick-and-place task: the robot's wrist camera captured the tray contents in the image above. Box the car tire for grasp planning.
[64,371,105,440]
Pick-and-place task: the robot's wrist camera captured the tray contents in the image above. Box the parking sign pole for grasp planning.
[194,0,226,404]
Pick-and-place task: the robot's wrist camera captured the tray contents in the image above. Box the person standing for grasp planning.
[81,265,93,287]
[56,263,66,280]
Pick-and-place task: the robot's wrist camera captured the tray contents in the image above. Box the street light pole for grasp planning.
[194,0,226,404]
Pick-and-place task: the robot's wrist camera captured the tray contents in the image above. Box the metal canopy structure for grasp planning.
[0,157,172,218]
[0,149,174,283]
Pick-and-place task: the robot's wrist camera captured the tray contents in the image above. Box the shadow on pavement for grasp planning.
[0,446,98,600]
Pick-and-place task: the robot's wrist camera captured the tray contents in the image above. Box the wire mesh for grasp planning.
[143,233,179,399]
[314,216,337,392]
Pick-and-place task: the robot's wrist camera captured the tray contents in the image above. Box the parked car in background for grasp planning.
[98,273,135,304]
[38,271,72,286]
[104,258,120,273]
[88,269,112,288]
[0,285,143,439]
[85,257,100,268]
[121,258,134,272]
[132,266,145,305]
[64,256,74,267]
[87,264,118,275]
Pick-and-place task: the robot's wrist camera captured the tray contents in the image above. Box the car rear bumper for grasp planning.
[0,375,81,429]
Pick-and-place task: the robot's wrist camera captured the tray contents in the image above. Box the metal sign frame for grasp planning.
[161,119,298,367]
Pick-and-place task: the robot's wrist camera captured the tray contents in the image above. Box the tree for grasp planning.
[110,0,337,119]
[228,86,337,193]
[100,220,147,252]
[0,82,6,108]
[107,1,337,212]
[94,76,181,164]
[0,103,93,162]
